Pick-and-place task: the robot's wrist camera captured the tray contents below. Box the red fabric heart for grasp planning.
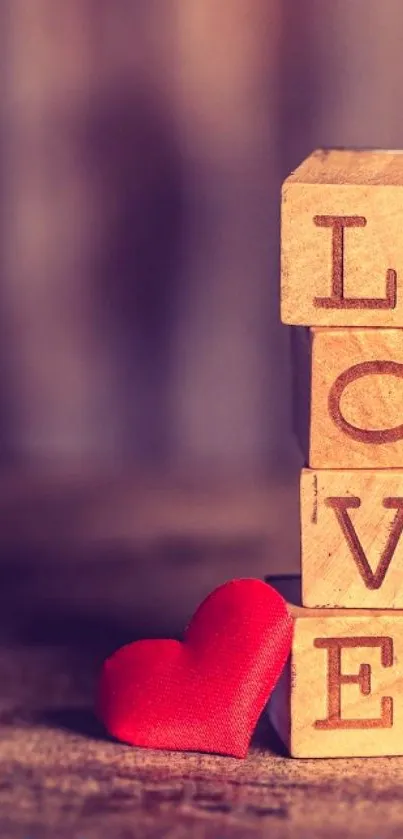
[97,578,293,758]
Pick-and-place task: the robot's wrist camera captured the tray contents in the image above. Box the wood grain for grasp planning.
[281,149,403,327]
[301,468,403,609]
[268,576,403,758]
[305,327,403,468]
[291,326,311,461]
[3,484,403,837]
[5,640,403,839]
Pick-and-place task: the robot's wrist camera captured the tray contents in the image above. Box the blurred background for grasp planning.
[1,0,403,639]
[2,0,403,473]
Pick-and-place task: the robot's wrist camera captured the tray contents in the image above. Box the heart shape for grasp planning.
[97,578,293,758]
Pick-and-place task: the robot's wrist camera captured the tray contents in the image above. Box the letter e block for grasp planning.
[281,149,403,327]
[267,577,403,758]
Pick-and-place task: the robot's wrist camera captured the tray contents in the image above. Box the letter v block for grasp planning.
[267,576,403,758]
[301,469,403,608]
[295,327,403,468]
[281,148,403,327]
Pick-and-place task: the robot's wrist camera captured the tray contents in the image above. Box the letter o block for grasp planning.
[300,328,403,468]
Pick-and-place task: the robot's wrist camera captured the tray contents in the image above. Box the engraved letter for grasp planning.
[328,360,403,443]
[314,637,393,730]
[313,215,397,310]
[325,496,403,589]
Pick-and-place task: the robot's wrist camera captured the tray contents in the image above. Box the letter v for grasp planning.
[325,497,403,590]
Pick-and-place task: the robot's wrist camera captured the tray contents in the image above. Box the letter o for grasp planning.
[328,361,403,443]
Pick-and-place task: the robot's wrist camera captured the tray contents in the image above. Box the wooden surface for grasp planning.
[291,326,311,460]
[309,328,403,468]
[301,468,403,608]
[3,474,403,836]
[285,149,403,186]
[281,149,403,327]
[269,576,403,759]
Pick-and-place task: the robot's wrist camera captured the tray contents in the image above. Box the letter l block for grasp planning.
[294,327,403,468]
[281,149,403,327]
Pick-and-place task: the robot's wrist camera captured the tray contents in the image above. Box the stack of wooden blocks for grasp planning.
[269,149,403,758]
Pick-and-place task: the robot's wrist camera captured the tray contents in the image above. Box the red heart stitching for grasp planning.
[97,578,293,758]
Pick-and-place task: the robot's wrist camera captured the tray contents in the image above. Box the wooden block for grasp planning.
[291,326,311,459]
[267,576,403,758]
[301,468,403,609]
[281,149,403,327]
[297,327,403,468]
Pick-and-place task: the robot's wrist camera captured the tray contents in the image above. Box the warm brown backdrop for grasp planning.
[3,10,403,834]
[1,0,402,473]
